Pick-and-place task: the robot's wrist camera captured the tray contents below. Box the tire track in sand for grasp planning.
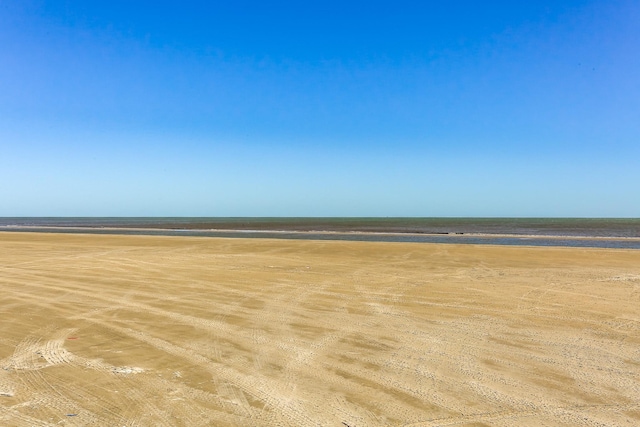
[80,318,322,427]
[0,329,151,426]
[403,402,640,426]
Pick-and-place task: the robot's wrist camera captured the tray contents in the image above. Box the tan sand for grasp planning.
[1,232,639,426]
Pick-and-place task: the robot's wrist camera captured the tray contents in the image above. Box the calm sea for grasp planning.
[1,218,639,249]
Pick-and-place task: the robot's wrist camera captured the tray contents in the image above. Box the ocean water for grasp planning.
[1,217,639,249]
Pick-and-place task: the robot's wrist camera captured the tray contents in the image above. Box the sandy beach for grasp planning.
[1,232,639,426]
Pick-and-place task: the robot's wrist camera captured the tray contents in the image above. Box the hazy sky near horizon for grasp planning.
[1,0,639,217]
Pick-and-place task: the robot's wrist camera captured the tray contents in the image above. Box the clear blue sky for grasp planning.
[1,0,638,216]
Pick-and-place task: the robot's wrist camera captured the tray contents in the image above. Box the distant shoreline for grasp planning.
[2,225,640,241]
[2,225,640,249]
